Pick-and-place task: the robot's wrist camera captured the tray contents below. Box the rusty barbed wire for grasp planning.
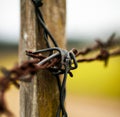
[1,0,120,115]
[0,0,119,116]
[0,76,15,117]
[77,48,120,66]
[75,33,120,66]
[0,35,120,116]
[76,33,120,56]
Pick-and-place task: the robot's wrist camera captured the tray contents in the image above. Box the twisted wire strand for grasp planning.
[0,0,120,116]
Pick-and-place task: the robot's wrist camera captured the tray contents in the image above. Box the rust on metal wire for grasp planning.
[0,35,120,116]
[76,33,120,56]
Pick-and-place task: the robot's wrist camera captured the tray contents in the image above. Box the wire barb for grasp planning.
[0,0,120,116]
[0,42,120,116]
[26,47,78,117]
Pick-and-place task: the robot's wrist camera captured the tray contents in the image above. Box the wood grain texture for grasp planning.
[19,0,66,117]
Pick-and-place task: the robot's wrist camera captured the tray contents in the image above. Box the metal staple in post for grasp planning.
[0,0,120,117]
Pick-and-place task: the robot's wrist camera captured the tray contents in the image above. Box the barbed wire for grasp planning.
[76,33,120,66]
[0,37,120,116]
[76,33,120,56]
[0,0,120,116]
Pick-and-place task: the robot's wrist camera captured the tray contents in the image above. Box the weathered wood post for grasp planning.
[19,0,66,117]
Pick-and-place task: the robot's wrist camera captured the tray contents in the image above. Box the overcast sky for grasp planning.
[0,0,120,43]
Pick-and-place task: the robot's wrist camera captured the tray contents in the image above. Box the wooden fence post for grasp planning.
[19,0,66,117]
